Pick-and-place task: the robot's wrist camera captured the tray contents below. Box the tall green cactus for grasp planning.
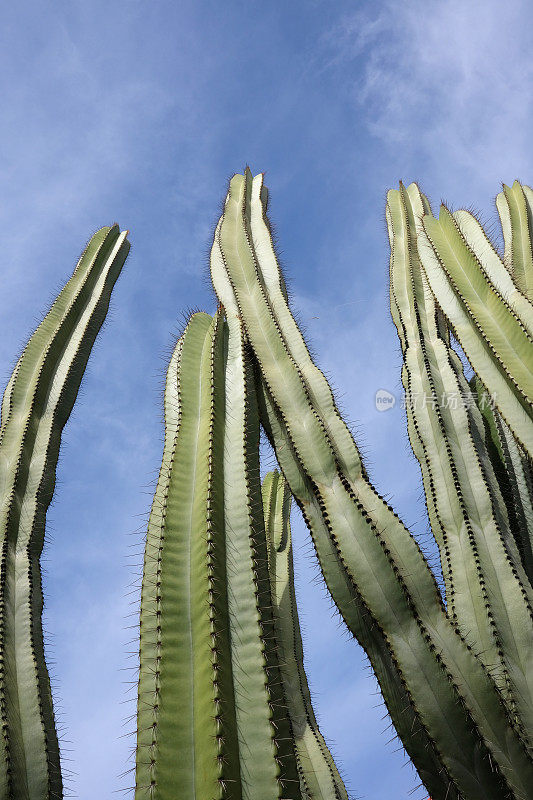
[135,310,348,799]
[262,470,349,800]
[211,169,533,800]
[0,226,130,800]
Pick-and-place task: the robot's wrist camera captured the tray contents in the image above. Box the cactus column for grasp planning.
[262,470,348,800]
[0,226,130,800]
[136,310,304,800]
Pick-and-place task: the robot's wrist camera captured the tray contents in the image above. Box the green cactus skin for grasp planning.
[471,374,533,591]
[417,195,533,458]
[0,225,130,800]
[135,310,302,800]
[262,470,349,800]
[387,183,533,752]
[211,170,533,800]
[496,181,533,302]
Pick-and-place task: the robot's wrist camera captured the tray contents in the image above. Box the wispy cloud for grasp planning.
[321,0,533,193]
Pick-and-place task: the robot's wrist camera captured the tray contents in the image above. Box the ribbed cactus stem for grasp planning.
[211,170,533,800]
[262,470,349,800]
[496,181,533,301]
[135,310,302,799]
[417,198,533,456]
[387,183,533,750]
[0,225,130,800]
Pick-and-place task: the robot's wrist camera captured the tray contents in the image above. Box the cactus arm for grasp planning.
[496,182,533,301]
[419,209,533,456]
[0,225,129,800]
[388,183,533,748]
[263,470,349,800]
[212,172,533,799]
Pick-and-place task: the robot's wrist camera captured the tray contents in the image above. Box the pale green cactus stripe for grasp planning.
[0,225,129,800]
[262,470,349,800]
[135,311,241,800]
[496,181,533,301]
[388,183,533,749]
[417,220,533,458]
[212,172,533,799]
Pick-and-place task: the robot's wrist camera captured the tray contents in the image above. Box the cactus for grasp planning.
[262,470,349,800]
[211,169,533,799]
[0,226,130,800]
[135,309,349,800]
[387,182,533,749]
[416,192,533,457]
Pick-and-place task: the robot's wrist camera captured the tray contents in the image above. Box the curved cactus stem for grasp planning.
[257,381,455,800]
[388,183,533,750]
[211,170,533,800]
[135,310,302,800]
[0,225,130,800]
[418,204,533,457]
[496,181,533,301]
[263,470,350,800]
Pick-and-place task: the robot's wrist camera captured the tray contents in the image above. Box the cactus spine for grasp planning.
[0,226,130,800]
[211,169,533,800]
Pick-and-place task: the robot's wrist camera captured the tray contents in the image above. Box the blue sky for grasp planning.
[1,1,532,797]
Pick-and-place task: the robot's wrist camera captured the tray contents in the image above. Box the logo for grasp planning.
[375,389,396,412]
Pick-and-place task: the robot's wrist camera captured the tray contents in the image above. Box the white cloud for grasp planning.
[321,0,533,192]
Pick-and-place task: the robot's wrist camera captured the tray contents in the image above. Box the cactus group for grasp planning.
[210,170,533,799]
[0,169,532,800]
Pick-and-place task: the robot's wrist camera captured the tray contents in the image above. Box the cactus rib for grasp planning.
[0,225,130,800]
[211,170,533,799]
